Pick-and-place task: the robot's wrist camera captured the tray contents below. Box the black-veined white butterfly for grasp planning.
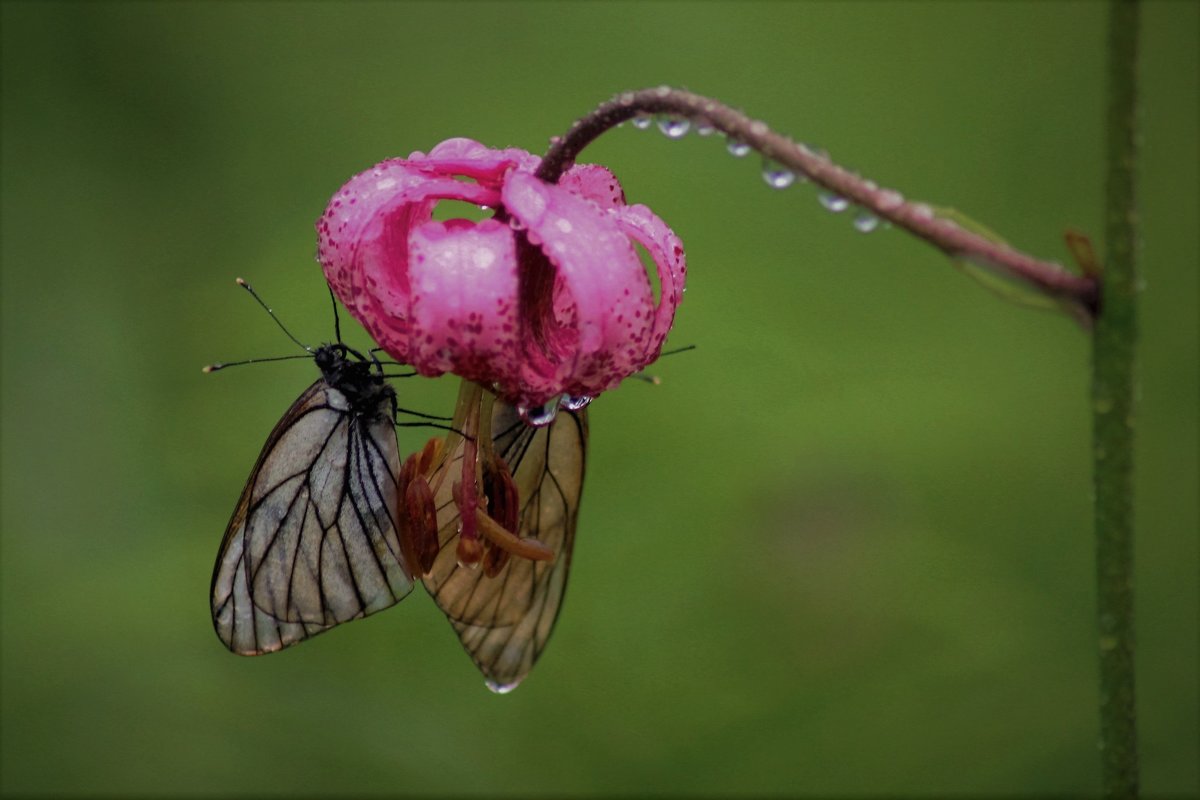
[418,385,587,692]
[208,280,414,654]
[208,280,586,691]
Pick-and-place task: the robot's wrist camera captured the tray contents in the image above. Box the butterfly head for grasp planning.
[314,343,392,414]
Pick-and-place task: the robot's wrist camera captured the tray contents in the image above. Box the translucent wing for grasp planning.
[423,402,588,691]
[211,379,414,654]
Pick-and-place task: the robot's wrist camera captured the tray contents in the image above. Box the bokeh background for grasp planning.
[2,2,1196,795]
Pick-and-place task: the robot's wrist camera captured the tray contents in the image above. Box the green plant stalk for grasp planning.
[1093,1,1141,797]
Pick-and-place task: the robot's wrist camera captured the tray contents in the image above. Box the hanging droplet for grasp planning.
[485,679,521,695]
[726,138,750,157]
[632,114,652,130]
[559,394,593,411]
[818,192,850,213]
[761,158,795,189]
[657,116,690,139]
[518,397,561,427]
[852,211,880,233]
[694,120,715,137]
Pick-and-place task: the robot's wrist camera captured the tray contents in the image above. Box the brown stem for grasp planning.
[537,86,1099,323]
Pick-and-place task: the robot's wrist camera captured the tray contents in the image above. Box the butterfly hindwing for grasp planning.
[423,402,588,690]
[211,371,414,655]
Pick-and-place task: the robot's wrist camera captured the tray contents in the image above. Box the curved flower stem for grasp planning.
[1093,1,1141,796]
[537,86,1099,323]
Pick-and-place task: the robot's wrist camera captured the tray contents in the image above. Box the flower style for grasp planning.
[317,138,686,410]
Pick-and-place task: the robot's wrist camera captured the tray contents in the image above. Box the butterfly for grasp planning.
[208,280,586,691]
[419,390,587,692]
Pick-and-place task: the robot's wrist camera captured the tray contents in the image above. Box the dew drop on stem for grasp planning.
[818,192,850,213]
[761,158,796,189]
[726,138,750,157]
[853,211,880,233]
[656,116,691,139]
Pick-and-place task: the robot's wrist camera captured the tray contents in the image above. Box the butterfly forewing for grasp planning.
[212,376,414,655]
[424,402,588,690]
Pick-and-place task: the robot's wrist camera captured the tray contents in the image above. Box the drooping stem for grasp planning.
[1093,1,1141,797]
[537,86,1099,322]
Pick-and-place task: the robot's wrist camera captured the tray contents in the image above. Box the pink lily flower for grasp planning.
[317,138,686,411]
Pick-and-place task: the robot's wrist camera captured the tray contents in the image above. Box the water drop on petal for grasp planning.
[518,397,561,427]
[560,394,593,411]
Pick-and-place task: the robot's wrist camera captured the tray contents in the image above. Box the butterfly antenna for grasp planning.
[328,284,343,344]
[202,353,315,373]
[236,278,312,353]
[659,344,697,358]
[632,343,697,384]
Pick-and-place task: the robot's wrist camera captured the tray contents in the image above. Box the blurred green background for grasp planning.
[2,1,1196,795]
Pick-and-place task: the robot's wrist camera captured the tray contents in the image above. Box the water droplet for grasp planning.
[694,120,715,137]
[877,189,904,210]
[818,192,849,213]
[518,397,560,427]
[726,138,750,157]
[852,211,880,233]
[632,115,652,130]
[657,116,690,139]
[486,678,521,695]
[761,158,795,189]
[560,394,593,411]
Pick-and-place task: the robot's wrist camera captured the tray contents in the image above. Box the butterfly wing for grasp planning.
[423,402,588,690]
[211,378,414,654]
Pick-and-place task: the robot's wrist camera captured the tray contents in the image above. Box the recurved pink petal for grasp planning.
[418,138,540,187]
[559,164,626,210]
[317,159,428,313]
[407,218,520,381]
[318,157,502,363]
[502,171,655,399]
[610,203,688,360]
